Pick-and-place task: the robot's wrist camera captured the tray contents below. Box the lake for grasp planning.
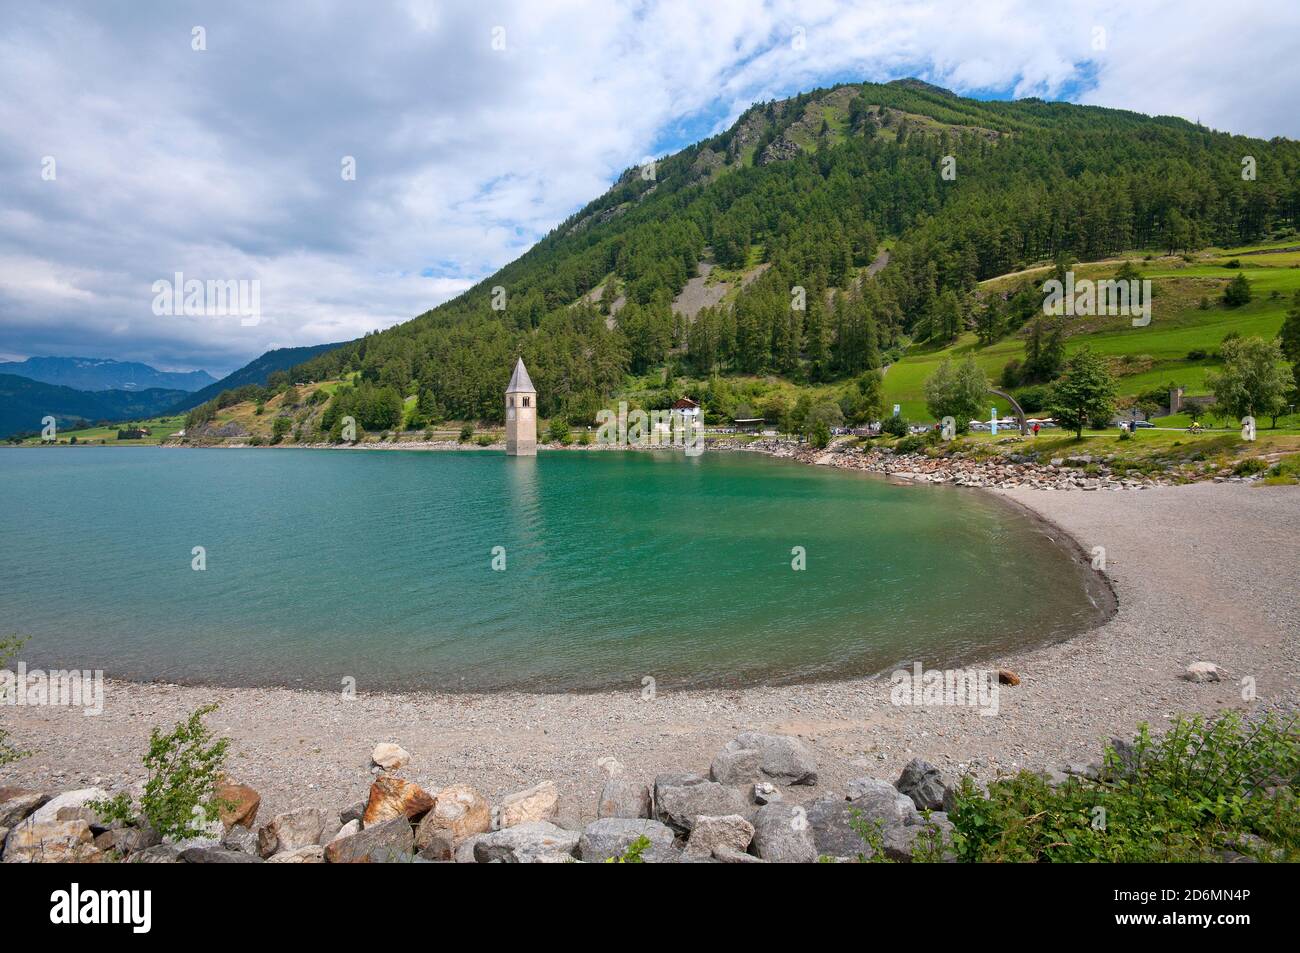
[0,447,1110,692]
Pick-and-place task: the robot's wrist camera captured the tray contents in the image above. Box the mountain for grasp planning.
[0,374,188,439]
[169,342,346,412]
[199,78,1300,428]
[0,356,215,392]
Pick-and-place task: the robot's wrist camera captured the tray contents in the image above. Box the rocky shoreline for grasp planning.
[165,432,1272,492]
[0,729,1169,863]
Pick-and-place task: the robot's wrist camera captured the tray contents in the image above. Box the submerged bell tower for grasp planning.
[505,357,536,456]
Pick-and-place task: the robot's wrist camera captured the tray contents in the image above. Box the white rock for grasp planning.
[499,780,559,828]
[371,742,411,771]
[27,788,110,827]
[1183,661,1222,683]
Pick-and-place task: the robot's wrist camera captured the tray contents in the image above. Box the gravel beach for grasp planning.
[3,480,1297,823]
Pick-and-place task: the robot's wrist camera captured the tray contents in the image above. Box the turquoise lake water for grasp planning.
[0,448,1108,692]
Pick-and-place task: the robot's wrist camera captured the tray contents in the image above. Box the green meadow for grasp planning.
[879,241,1300,423]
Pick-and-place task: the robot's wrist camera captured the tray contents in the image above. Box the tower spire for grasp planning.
[505,357,537,456]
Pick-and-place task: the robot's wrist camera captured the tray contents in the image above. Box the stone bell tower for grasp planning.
[505,357,536,456]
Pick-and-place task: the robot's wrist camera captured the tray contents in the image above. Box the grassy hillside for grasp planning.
[879,240,1300,424]
[14,414,188,446]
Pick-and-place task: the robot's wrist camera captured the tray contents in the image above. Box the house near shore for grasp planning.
[671,397,701,420]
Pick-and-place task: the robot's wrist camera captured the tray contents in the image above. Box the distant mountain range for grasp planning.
[0,343,347,438]
[0,356,215,392]
[0,374,187,439]
[168,342,345,412]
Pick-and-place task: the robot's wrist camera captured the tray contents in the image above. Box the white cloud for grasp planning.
[0,0,1294,376]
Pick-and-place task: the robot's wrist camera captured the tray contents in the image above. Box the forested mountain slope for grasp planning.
[202,78,1300,431]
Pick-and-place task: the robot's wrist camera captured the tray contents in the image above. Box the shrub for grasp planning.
[458,424,474,442]
[1223,273,1252,307]
[0,636,29,766]
[271,416,291,444]
[949,713,1299,862]
[1265,454,1300,485]
[546,417,571,443]
[894,433,926,454]
[91,704,233,840]
[880,415,909,438]
[1233,457,1268,476]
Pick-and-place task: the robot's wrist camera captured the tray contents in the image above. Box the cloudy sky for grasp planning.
[1,1,1297,377]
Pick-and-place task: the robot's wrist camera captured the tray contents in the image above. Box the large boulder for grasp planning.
[806,796,868,859]
[498,781,559,828]
[258,807,326,857]
[363,776,434,827]
[879,814,956,862]
[27,788,110,827]
[654,774,750,834]
[3,818,102,863]
[0,790,49,828]
[578,818,678,863]
[215,781,260,829]
[473,822,579,863]
[895,758,947,812]
[846,777,921,826]
[415,784,490,848]
[685,814,754,858]
[732,732,818,785]
[371,742,411,771]
[749,803,817,863]
[709,746,761,785]
[220,824,259,856]
[324,816,415,863]
[596,779,652,819]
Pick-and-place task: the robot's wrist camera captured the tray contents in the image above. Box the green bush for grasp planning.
[458,424,474,442]
[949,713,1299,862]
[894,433,926,453]
[91,704,233,840]
[1233,457,1268,476]
[0,636,29,766]
[546,417,571,443]
[880,415,908,437]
